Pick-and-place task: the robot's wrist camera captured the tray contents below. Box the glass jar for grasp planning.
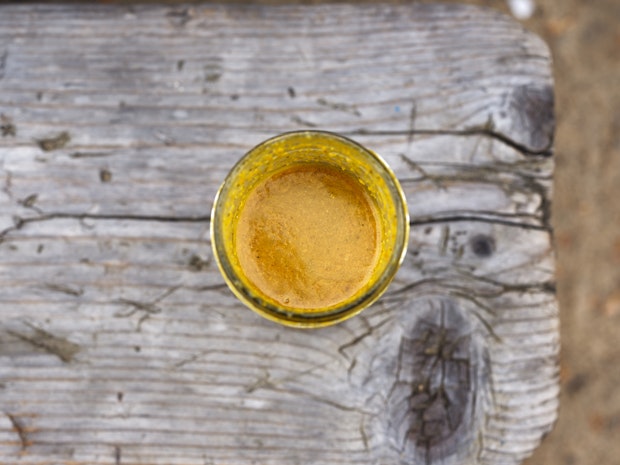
[210,131,409,328]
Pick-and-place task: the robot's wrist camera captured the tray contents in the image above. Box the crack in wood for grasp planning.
[410,215,547,231]
[399,153,552,232]
[171,350,212,369]
[401,153,550,188]
[400,154,445,190]
[245,362,332,395]
[114,286,180,331]
[404,154,552,231]
[385,275,554,345]
[338,316,392,360]
[297,389,371,414]
[0,212,211,241]
[0,209,549,244]
[391,275,555,301]
[114,300,163,316]
[346,128,553,157]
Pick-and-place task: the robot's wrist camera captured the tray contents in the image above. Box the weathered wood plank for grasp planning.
[0,3,557,465]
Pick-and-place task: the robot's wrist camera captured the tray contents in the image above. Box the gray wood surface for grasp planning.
[0,3,558,465]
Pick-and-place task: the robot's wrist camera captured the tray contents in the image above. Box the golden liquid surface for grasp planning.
[235,164,381,309]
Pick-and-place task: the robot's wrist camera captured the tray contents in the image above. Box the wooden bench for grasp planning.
[0,3,558,464]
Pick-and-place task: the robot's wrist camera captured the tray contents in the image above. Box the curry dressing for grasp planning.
[235,164,381,309]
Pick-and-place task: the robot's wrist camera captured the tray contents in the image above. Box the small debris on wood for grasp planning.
[1,114,16,137]
[19,193,38,208]
[153,130,175,146]
[407,101,418,144]
[439,225,450,255]
[316,97,361,117]
[204,62,222,83]
[205,71,221,83]
[69,151,112,159]
[188,253,210,271]
[36,131,71,151]
[291,115,317,128]
[8,325,80,363]
[0,50,6,79]
[100,168,112,183]
[288,86,296,98]
[6,413,28,450]
[167,7,193,27]
[44,283,84,297]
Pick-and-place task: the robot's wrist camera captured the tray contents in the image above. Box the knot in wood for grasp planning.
[387,299,488,462]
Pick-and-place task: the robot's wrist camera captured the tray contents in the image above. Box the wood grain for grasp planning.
[0,3,557,465]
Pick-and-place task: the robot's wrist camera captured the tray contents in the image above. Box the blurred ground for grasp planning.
[463,2,620,465]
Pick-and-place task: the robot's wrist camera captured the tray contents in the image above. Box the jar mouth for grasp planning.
[211,130,409,328]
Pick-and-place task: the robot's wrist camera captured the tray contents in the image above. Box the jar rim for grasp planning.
[210,130,409,328]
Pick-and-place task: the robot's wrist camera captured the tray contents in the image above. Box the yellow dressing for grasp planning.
[235,164,381,309]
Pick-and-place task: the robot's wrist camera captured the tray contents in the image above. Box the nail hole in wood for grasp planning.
[469,234,496,258]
